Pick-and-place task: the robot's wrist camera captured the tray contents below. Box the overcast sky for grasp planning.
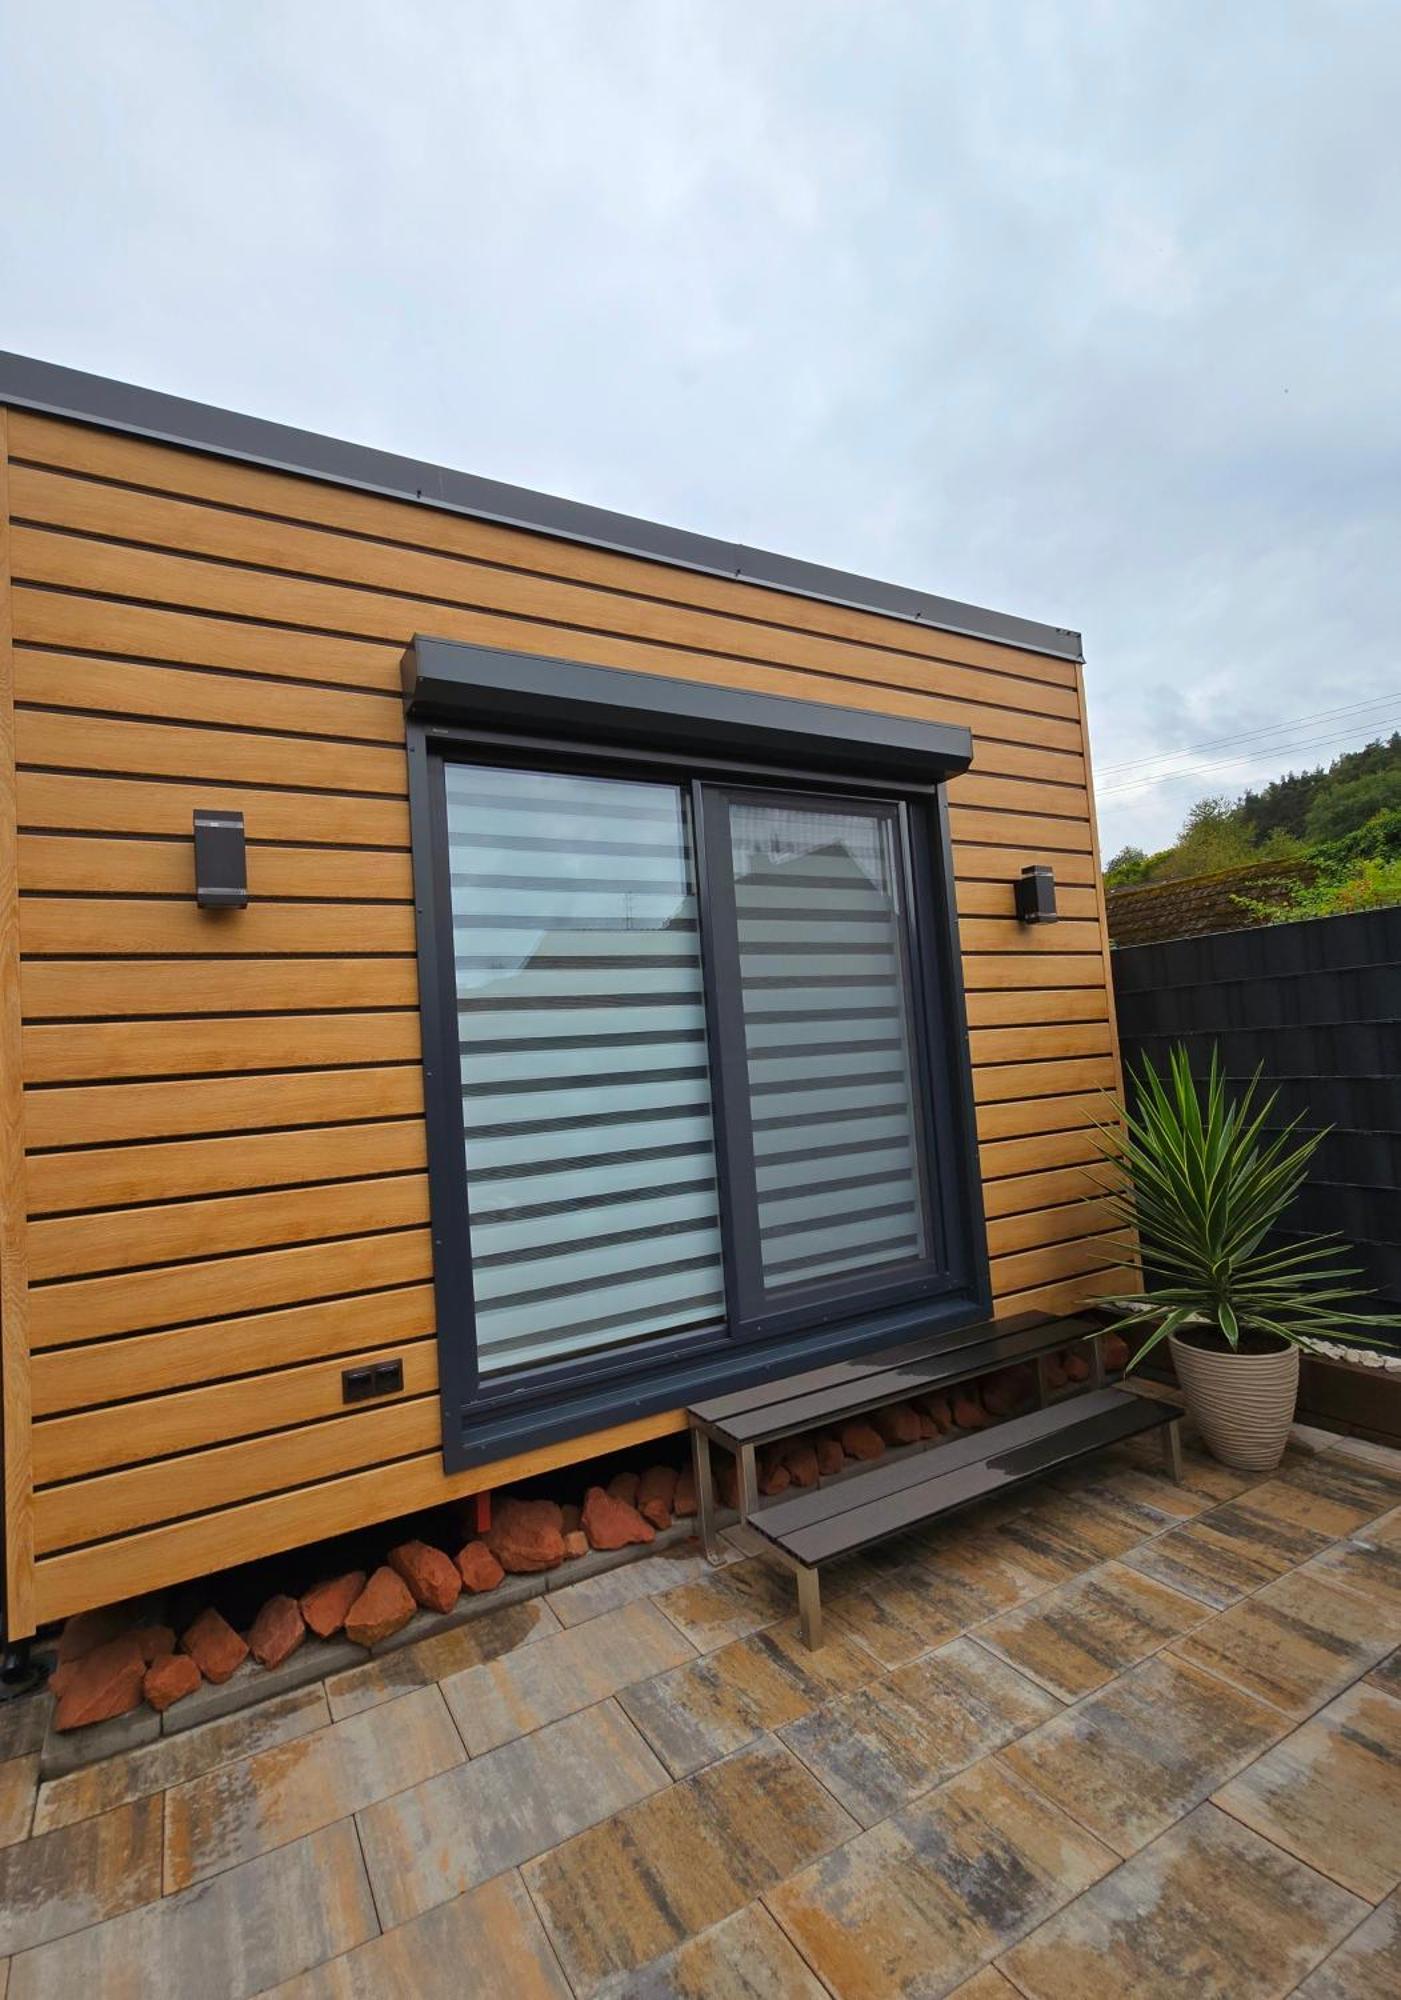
[3,2,1398,855]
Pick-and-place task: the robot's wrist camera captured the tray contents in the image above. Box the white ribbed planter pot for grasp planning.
[1169,1332,1300,1471]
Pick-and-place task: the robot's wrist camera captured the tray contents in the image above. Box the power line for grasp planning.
[1099,717,1400,797]
[1098,690,1401,776]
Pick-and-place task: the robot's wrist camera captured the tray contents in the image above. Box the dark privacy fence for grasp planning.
[1112,906,1401,1307]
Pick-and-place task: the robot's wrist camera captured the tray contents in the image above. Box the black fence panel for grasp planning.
[1113,906,1401,1307]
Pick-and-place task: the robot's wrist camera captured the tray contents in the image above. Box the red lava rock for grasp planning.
[672,1465,697,1517]
[814,1433,845,1476]
[1062,1348,1091,1382]
[952,1388,991,1431]
[782,1442,820,1489]
[300,1571,366,1639]
[637,1465,678,1529]
[134,1624,175,1664]
[344,1566,416,1648]
[1041,1353,1068,1391]
[54,1634,146,1731]
[919,1394,954,1434]
[144,1652,201,1713]
[487,1496,566,1574]
[916,1408,937,1439]
[757,1450,791,1497]
[56,1605,132,1664]
[248,1594,307,1670]
[582,1484,656,1551]
[560,1502,582,1534]
[872,1403,921,1446]
[982,1370,1019,1417]
[456,1541,505,1594]
[389,1540,461,1615]
[607,1471,640,1506]
[563,1529,589,1559]
[840,1420,886,1461]
[1103,1333,1130,1372]
[181,1608,249,1685]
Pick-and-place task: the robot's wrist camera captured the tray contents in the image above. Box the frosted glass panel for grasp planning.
[728,798,928,1293]
[446,763,724,1374]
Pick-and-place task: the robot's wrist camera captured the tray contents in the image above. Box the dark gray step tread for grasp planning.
[691,1311,1101,1445]
[750,1389,1174,1568]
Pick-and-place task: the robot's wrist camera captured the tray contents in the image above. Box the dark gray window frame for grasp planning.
[405,637,992,1471]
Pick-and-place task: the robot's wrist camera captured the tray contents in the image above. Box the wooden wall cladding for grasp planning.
[0,408,1125,1629]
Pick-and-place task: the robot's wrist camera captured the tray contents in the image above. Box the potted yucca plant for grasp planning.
[1091,1045,1399,1470]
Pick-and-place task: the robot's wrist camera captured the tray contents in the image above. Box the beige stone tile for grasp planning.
[1173,1565,1399,1718]
[442,1598,694,1755]
[324,1595,558,1719]
[948,1972,1024,2000]
[523,1736,856,1995]
[976,1560,1209,1702]
[1214,1680,1401,1902]
[1369,1646,1401,1697]
[1123,1494,1331,1609]
[8,1817,375,2000]
[1052,1456,1212,1523]
[1245,1451,1401,1539]
[549,1546,725,1627]
[34,1684,330,1835]
[1308,1535,1401,1611]
[823,1526,1058,1670]
[164,1682,464,1891]
[0,1793,163,1957]
[620,1616,878,1777]
[265,1868,569,1999]
[591,1901,827,2000]
[0,1758,37,1849]
[650,1558,796,1653]
[1108,1433,1257,1503]
[767,1756,1113,1999]
[357,1697,668,1928]
[1294,1888,1401,1998]
[780,1636,1059,1827]
[1001,1650,1288,1856]
[1363,1503,1401,1547]
[1001,1802,1364,2000]
[1328,1436,1401,1473]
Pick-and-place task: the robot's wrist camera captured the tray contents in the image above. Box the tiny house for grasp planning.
[0,354,1123,1643]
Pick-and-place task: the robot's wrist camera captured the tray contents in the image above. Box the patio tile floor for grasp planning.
[3,1419,1400,1995]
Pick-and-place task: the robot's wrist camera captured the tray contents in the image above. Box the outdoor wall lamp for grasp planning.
[1015,864,1058,924]
[193,809,249,909]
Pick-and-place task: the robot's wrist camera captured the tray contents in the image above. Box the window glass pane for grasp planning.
[446,763,724,1374]
[728,796,930,1293]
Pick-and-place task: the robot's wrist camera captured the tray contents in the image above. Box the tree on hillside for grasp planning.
[1304,765,1401,843]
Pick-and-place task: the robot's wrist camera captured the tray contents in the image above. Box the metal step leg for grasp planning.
[691,1427,722,1565]
[1162,1416,1184,1483]
[796,1564,824,1650]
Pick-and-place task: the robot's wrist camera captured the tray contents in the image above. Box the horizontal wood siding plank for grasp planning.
[24,1011,421,1083]
[17,771,411,847]
[29,1229,434,1347]
[963,987,1109,1029]
[29,1173,429,1280]
[21,955,420,1020]
[28,1120,426,1215]
[20,896,417,957]
[25,1066,425,1149]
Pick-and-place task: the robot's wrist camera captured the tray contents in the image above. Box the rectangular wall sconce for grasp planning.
[193,809,249,909]
[1015,863,1058,924]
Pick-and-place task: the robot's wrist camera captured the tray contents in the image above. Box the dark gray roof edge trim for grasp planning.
[0,350,1083,664]
[405,635,976,781]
